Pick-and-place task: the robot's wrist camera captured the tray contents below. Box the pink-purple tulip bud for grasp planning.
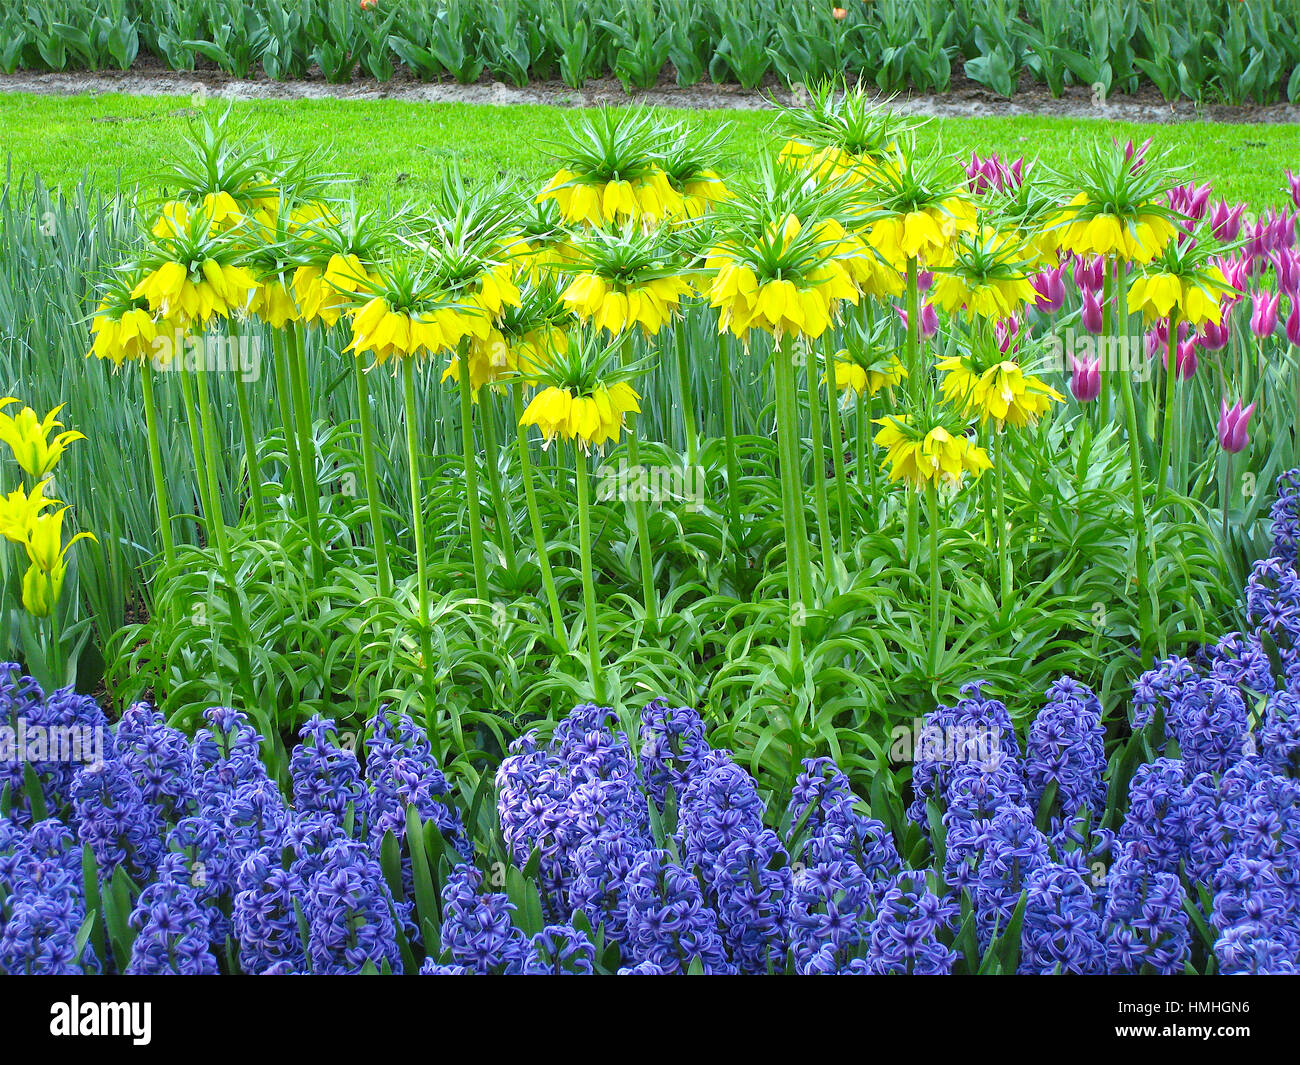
[1146,318,1188,359]
[1218,399,1256,454]
[996,314,1023,353]
[1274,248,1300,299]
[1073,255,1104,293]
[1268,207,1297,252]
[1251,290,1281,338]
[1032,266,1066,313]
[1124,137,1152,170]
[1199,304,1233,351]
[1168,182,1212,224]
[1068,354,1102,402]
[1288,171,1300,210]
[1287,302,1300,347]
[896,302,938,340]
[1209,201,1247,242]
[1081,288,1104,333]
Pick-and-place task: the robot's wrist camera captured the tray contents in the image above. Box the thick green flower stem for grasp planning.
[773,353,803,648]
[139,362,176,569]
[271,331,306,520]
[287,325,325,583]
[574,448,605,701]
[186,364,260,719]
[476,387,518,580]
[229,320,265,527]
[823,355,851,544]
[675,334,699,470]
[803,346,835,564]
[994,433,1012,610]
[856,390,868,490]
[1156,311,1180,500]
[775,333,813,603]
[619,334,657,626]
[1119,367,1156,664]
[1098,264,1113,426]
[353,358,392,598]
[454,346,489,602]
[979,422,995,550]
[775,332,813,657]
[401,358,438,722]
[719,342,742,541]
[177,367,216,541]
[512,385,565,644]
[926,481,941,676]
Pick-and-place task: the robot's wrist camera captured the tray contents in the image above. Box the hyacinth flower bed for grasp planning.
[3,469,1300,975]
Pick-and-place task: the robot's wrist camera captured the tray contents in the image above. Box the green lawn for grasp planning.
[1,91,1298,207]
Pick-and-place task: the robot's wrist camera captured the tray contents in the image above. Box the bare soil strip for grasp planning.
[3,68,1300,124]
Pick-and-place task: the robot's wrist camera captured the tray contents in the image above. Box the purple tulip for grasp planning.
[1251,291,1281,338]
[1167,182,1212,224]
[1214,253,1249,298]
[1146,318,1188,359]
[1287,302,1300,347]
[1209,201,1247,242]
[1218,399,1257,454]
[1274,249,1300,299]
[1268,207,1297,251]
[1288,171,1300,210]
[1073,255,1104,293]
[1123,137,1152,170]
[917,269,933,292]
[1032,265,1066,313]
[1199,304,1233,351]
[1159,333,1198,379]
[996,314,1022,353]
[1081,288,1104,333]
[896,302,937,340]
[1069,354,1101,402]
[964,152,1024,194]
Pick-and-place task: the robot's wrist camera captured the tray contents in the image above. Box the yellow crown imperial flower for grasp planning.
[89,299,159,367]
[247,277,299,329]
[562,272,693,337]
[1048,193,1178,265]
[867,198,978,268]
[823,352,907,398]
[0,400,86,479]
[441,328,513,395]
[346,296,471,367]
[519,382,641,454]
[873,415,992,490]
[936,356,1063,428]
[292,253,375,328]
[131,258,257,330]
[1128,265,1233,327]
[538,167,683,228]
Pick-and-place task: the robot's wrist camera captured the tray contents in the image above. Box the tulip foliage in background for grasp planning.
[1,86,1298,796]
[2,0,1298,104]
